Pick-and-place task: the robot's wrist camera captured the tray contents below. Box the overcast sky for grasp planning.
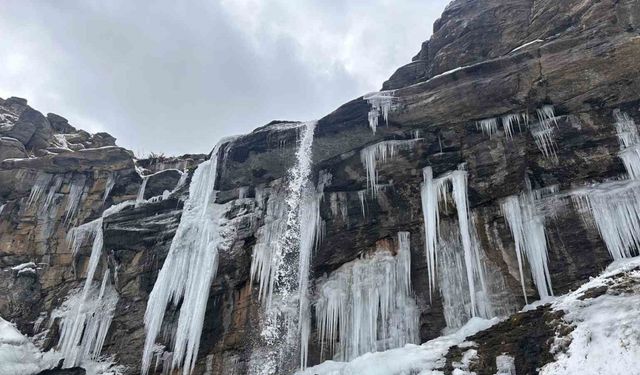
[0,0,449,155]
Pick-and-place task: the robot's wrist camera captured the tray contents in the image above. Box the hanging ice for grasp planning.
[141,138,236,375]
[315,232,418,362]
[419,166,489,318]
[614,109,640,179]
[360,139,421,195]
[363,91,396,133]
[501,113,529,139]
[103,173,116,203]
[476,118,499,138]
[501,190,554,303]
[530,105,559,160]
[56,201,133,367]
[27,173,53,208]
[64,175,87,225]
[136,176,149,207]
[571,179,640,260]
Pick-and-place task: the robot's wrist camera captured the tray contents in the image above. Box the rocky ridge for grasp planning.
[1,0,640,374]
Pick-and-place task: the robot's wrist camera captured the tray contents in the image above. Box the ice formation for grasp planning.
[501,113,529,139]
[495,354,516,375]
[53,270,119,367]
[501,190,554,303]
[530,105,559,160]
[141,139,237,375]
[249,122,321,372]
[571,180,640,260]
[315,232,418,362]
[64,175,87,225]
[360,139,421,195]
[614,109,640,179]
[27,173,53,208]
[357,190,366,218]
[476,118,499,138]
[329,192,348,223]
[103,173,116,203]
[420,166,489,318]
[136,176,149,206]
[363,91,396,133]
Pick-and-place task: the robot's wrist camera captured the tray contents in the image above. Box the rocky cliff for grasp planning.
[1,0,640,374]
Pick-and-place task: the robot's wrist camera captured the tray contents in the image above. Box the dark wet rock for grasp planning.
[141,169,183,200]
[0,136,27,161]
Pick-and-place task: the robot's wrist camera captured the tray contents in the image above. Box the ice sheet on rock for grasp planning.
[0,316,61,375]
[315,233,419,362]
[614,109,640,179]
[297,317,498,375]
[103,173,116,203]
[361,139,421,195]
[141,138,238,375]
[363,91,396,133]
[136,175,149,207]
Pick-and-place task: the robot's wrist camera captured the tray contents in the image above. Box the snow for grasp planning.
[361,139,421,195]
[297,317,498,375]
[364,91,396,133]
[501,190,554,303]
[495,354,516,375]
[540,257,640,375]
[509,39,544,53]
[315,233,419,362]
[141,138,238,375]
[11,262,37,272]
[0,316,61,375]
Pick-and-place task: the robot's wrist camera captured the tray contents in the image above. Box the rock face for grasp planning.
[1,1,640,374]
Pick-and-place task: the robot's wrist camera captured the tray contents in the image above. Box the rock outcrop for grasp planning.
[1,0,640,374]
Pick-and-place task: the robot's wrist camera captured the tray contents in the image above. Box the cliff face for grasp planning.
[1,0,640,374]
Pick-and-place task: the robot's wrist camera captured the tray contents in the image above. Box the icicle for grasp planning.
[42,176,64,214]
[103,173,116,203]
[363,91,396,133]
[315,234,418,361]
[571,179,640,260]
[358,190,366,218]
[529,105,560,160]
[136,176,149,207]
[27,173,53,208]
[64,175,87,225]
[613,109,639,149]
[360,139,421,195]
[141,138,238,375]
[238,186,249,199]
[476,118,499,138]
[329,192,348,223]
[419,166,490,319]
[501,113,529,139]
[501,190,554,302]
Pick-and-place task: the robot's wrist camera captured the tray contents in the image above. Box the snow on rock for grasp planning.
[0,316,60,375]
[540,257,640,375]
[297,318,498,375]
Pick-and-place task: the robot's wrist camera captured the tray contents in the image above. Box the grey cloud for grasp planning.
[0,0,449,155]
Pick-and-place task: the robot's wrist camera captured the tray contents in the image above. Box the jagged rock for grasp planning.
[46,113,77,134]
[142,169,183,199]
[0,136,27,161]
[0,146,135,173]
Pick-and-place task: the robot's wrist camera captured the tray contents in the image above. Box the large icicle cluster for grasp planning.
[141,139,236,375]
[315,232,418,362]
[363,91,396,133]
[501,189,554,303]
[360,139,421,195]
[572,180,640,260]
[420,166,490,320]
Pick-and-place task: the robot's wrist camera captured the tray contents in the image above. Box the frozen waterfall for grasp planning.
[141,138,236,375]
[315,232,419,362]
